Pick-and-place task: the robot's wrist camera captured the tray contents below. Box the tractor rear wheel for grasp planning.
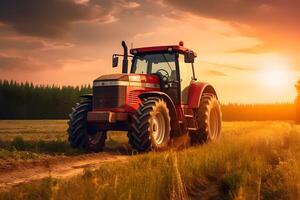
[128,97,171,153]
[189,94,221,144]
[67,98,107,152]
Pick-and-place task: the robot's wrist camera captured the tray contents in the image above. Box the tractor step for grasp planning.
[184,114,198,130]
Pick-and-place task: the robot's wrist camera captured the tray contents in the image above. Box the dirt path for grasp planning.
[0,132,190,191]
[0,153,129,190]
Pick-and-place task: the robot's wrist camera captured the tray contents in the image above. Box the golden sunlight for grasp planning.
[259,54,292,90]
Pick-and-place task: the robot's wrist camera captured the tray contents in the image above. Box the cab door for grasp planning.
[149,53,180,104]
[178,54,194,105]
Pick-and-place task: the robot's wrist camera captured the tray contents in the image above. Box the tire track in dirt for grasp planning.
[0,153,129,190]
[0,132,190,191]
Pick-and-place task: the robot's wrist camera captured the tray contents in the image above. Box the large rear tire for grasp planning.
[128,97,171,153]
[189,94,222,144]
[67,98,107,152]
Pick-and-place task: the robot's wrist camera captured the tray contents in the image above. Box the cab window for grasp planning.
[179,54,194,104]
[178,54,194,81]
[131,53,177,81]
[134,58,147,74]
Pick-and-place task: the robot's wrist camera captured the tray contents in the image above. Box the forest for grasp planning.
[0,80,91,119]
[0,80,297,121]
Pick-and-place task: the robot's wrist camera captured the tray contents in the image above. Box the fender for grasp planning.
[80,94,93,100]
[138,91,180,132]
[188,82,218,109]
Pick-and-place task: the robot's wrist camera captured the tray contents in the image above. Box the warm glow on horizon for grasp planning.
[259,55,292,91]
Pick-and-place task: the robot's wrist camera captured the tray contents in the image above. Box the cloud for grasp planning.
[204,70,227,77]
[0,54,50,71]
[228,44,271,54]
[163,0,300,53]
[0,0,114,38]
[120,0,140,9]
[0,38,43,50]
[203,62,253,71]
[0,35,75,51]
[163,0,300,27]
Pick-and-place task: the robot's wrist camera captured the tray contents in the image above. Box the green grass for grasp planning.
[0,149,44,160]
[0,120,128,160]
[0,121,300,199]
[0,120,67,141]
[0,136,83,156]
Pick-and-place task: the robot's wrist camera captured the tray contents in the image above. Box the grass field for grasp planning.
[0,120,300,199]
[0,120,128,160]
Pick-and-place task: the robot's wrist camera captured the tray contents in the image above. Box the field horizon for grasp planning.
[0,80,297,121]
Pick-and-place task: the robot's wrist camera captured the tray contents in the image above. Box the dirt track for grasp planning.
[0,153,129,190]
[0,132,190,191]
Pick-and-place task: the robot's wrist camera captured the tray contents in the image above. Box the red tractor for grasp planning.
[67,41,222,153]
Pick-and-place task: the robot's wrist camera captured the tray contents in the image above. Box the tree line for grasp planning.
[222,103,295,121]
[0,80,298,121]
[0,80,91,119]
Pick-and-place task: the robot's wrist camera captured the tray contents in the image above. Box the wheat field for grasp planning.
[0,120,299,200]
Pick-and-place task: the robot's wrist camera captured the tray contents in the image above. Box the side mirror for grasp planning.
[112,56,119,68]
[184,52,194,63]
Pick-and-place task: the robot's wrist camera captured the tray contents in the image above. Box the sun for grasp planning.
[259,55,292,90]
[262,67,289,88]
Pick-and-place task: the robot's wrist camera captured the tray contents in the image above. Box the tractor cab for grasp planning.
[130,42,197,105]
[113,41,197,105]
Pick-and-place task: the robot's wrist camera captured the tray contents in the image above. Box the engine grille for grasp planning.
[128,91,139,105]
[93,86,126,109]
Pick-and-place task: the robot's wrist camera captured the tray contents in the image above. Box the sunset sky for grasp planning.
[0,0,300,103]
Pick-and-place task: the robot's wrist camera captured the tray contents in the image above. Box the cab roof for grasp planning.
[130,41,197,57]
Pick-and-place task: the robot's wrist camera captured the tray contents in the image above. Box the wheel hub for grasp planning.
[152,112,166,145]
[209,108,220,139]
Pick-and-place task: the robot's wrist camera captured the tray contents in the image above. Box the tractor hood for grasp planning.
[92,74,161,112]
[94,74,130,81]
[93,74,160,88]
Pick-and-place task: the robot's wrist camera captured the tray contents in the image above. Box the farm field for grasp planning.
[0,120,300,199]
[0,120,129,159]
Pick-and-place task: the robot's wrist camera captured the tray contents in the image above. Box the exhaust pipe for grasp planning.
[121,41,128,74]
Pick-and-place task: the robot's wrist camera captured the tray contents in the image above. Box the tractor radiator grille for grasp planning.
[128,91,139,105]
[93,86,126,109]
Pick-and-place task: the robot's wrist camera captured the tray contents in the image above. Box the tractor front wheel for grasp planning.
[189,94,222,144]
[67,98,107,152]
[128,97,171,153]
